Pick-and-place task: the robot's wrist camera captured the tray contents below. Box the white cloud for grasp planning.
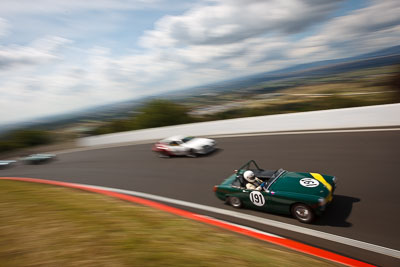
[0,0,161,15]
[0,18,9,37]
[291,0,400,59]
[0,36,71,70]
[1,0,400,125]
[140,0,343,47]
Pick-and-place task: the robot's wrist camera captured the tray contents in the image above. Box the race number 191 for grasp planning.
[299,178,319,188]
[250,191,265,206]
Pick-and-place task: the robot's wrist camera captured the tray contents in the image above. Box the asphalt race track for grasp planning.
[1,129,400,266]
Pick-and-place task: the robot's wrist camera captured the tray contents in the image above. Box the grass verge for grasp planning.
[0,180,341,266]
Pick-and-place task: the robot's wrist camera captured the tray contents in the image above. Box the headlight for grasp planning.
[332,176,338,184]
[318,197,327,206]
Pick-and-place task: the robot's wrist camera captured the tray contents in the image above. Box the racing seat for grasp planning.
[237,174,247,188]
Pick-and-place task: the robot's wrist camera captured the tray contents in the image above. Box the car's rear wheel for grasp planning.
[228,196,242,208]
[291,203,315,223]
[158,151,170,158]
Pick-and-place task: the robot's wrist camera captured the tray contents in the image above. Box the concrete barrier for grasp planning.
[78,103,400,147]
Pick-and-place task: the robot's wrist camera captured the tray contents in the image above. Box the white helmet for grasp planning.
[243,170,255,183]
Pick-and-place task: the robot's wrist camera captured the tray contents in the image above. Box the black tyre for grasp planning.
[187,149,197,158]
[291,203,315,223]
[158,151,170,158]
[229,196,242,208]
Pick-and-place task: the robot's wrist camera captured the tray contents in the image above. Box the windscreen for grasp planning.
[182,136,194,143]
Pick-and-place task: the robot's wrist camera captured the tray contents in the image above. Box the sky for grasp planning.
[1,0,400,125]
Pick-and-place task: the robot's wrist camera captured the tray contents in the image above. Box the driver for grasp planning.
[243,170,265,190]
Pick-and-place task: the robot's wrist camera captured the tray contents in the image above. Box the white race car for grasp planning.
[152,135,217,158]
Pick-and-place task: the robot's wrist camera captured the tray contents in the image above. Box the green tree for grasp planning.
[134,99,195,129]
[12,129,54,147]
[390,67,400,102]
[0,129,54,153]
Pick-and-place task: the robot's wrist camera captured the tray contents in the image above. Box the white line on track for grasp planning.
[211,127,400,139]
[81,183,400,259]
[196,214,283,239]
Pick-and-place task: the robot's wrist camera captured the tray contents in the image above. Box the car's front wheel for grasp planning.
[291,203,315,223]
[228,196,242,208]
[187,149,197,158]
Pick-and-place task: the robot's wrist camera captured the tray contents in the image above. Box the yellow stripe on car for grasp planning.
[310,173,333,201]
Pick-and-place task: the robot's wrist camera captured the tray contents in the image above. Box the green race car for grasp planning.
[213,160,336,223]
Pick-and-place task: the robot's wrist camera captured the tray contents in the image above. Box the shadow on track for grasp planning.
[315,195,360,227]
[196,148,223,157]
[154,148,224,159]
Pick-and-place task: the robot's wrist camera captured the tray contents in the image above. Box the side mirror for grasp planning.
[234,169,238,173]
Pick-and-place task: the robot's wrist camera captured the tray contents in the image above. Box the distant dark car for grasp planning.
[213,160,337,223]
[22,154,56,164]
[0,160,17,169]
